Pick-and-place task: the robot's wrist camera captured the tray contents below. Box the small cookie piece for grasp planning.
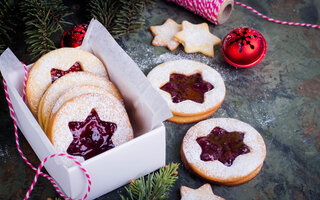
[150,18,181,51]
[180,184,225,200]
[181,118,267,186]
[38,72,122,131]
[47,93,133,164]
[174,21,221,57]
[147,60,225,123]
[26,48,108,116]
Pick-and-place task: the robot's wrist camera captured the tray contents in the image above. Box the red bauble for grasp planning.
[60,24,88,48]
[221,27,267,68]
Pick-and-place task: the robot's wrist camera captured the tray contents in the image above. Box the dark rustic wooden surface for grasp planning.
[0,0,319,199]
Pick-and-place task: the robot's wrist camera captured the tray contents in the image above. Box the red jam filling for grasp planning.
[196,127,250,167]
[67,109,116,160]
[160,73,214,103]
[50,62,82,83]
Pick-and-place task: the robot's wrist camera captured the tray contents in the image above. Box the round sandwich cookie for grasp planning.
[147,60,225,123]
[38,72,122,131]
[181,118,266,186]
[48,85,124,132]
[26,48,108,117]
[47,93,133,165]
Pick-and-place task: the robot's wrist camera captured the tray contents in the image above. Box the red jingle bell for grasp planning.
[221,27,267,68]
[60,24,88,48]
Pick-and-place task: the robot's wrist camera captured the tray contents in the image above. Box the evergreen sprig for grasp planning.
[89,0,153,39]
[120,163,180,200]
[0,0,19,53]
[88,0,119,33]
[112,0,145,39]
[21,0,71,60]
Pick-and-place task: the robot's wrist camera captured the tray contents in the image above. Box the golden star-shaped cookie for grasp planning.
[150,18,181,51]
[180,184,225,200]
[174,21,221,57]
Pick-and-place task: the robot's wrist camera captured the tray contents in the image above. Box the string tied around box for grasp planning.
[2,63,92,200]
[167,0,320,29]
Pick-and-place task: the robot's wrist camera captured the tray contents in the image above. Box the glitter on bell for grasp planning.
[60,24,88,48]
[221,27,267,68]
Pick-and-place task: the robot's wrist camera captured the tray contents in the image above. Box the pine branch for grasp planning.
[112,0,145,39]
[21,0,71,60]
[141,0,155,10]
[88,0,120,32]
[120,163,179,200]
[88,0,153,39]
[0,0,19,53]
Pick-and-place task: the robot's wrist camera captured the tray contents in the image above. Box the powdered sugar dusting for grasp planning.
[182,118,266,180]
[50,93,133,167]
[40,72,121,131]
[125,42,234,79]
[50,85,123,127]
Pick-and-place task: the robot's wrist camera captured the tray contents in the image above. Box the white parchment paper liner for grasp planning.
[81,19,172,135]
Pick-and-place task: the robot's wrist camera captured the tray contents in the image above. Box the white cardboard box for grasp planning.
[0,19,172,199]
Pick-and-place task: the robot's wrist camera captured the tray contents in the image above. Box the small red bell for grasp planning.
[60,24,88,48]
[221,27,267,68]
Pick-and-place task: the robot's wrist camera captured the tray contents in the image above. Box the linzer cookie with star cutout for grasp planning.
[47,93,133,166]
[181,118,266,186]
[26,48,108,117]
[38,72,122,131]
[147,60,225,123]
[49,85,123,130]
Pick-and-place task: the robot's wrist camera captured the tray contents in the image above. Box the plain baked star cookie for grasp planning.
[150,18,181,51]
[180,184,225,200]
[174,21,221,57]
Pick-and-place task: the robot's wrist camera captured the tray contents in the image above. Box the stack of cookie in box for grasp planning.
[26,48,133,162]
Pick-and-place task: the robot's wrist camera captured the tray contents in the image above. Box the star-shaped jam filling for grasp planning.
[50,62,82,83]
[160,73,214,103]
[196,127,250,167]
[67,109,116,160]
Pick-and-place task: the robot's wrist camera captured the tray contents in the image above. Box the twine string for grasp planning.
[2,63,91,200]
[168,0,320,29]
[234,1,320,29]
[25,153,92,200]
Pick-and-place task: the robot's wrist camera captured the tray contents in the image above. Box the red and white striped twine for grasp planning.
[168,0,320,29]
[2,63,91,200]
[234,1,320,29]
[22,62,27,102]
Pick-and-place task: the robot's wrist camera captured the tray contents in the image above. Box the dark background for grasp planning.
[0,0,319,199]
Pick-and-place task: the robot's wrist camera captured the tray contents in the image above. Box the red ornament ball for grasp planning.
[60,24,88,48]
[221,27,267,68]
